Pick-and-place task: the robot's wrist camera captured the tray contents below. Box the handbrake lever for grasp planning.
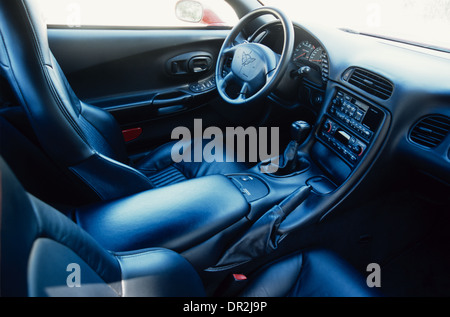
[278,185,311,220]
[207,185,311,271]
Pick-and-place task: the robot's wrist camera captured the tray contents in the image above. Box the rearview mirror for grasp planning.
[175,0,204,24]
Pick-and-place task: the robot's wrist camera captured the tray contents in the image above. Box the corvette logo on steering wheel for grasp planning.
[242,50,256,67]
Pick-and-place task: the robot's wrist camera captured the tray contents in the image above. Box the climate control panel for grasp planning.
[320,118,367,164]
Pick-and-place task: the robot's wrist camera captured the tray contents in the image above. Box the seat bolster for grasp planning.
[80,102,129,164]
[241,250,380,297]
[239,252,304,297]
[116,248,206,297]
[288,250,379,297]
[70,153,154,201]
[28,195,123,287]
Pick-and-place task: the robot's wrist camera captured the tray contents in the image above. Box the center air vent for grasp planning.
[409,115,450,149]
[343,67,393,100]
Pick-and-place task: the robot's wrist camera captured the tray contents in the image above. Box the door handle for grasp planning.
[166,51,213,75]
[188,56,212,73]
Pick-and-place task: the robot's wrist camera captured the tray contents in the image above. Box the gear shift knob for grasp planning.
[263,120,312,175]
[290,121,311,144]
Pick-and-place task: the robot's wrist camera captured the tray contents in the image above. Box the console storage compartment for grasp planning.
[74,175,249,253]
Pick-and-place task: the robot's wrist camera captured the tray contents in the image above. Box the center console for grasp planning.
[243,87,389,235]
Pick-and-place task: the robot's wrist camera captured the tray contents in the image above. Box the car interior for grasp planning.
[0,0,449,298]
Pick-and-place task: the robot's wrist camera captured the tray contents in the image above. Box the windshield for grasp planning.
[262,0,450,52]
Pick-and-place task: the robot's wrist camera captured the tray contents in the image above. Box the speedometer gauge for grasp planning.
[292,40,315,62]
[309,47,324,64]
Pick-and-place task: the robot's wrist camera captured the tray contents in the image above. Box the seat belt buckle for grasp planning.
[122,127,142,142]
[217,273,248,296]
[232,273,247,281]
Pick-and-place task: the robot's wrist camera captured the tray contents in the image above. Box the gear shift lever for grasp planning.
[291,121,312,145]
[277,120,311,174]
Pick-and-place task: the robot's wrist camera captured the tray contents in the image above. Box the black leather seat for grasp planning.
[0,0,248,202]
[0,157,378,297]
[239,250,377,297]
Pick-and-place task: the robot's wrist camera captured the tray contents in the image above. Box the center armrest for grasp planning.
[75,175,249,252]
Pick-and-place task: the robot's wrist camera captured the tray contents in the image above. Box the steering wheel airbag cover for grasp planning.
[216,7,294,105]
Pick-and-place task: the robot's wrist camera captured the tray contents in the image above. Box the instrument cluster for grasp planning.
[292,39,329,84]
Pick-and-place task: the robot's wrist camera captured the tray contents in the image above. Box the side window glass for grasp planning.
[37,0,238,28]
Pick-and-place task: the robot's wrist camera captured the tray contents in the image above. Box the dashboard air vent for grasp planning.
[343,67,393,100]
[410,115,450,149]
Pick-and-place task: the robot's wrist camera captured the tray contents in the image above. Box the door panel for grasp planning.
[47,27,231,155]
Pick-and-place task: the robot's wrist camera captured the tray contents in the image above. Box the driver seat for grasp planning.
[0,0,248,203]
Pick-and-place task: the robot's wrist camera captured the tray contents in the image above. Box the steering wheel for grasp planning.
[215,7,294,106]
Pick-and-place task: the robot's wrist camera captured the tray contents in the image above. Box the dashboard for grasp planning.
[252,19,450,187]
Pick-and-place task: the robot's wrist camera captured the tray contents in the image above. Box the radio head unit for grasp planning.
[317,89,386,167]
[330,90,384,139]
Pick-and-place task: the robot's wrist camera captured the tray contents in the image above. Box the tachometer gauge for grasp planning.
[292,40,315,62]
[309,47,324,64]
